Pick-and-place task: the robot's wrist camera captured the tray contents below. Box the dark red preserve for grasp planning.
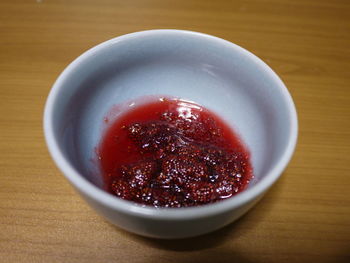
[98,98,252,208]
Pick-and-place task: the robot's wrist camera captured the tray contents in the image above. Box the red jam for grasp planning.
[98,98,252,208]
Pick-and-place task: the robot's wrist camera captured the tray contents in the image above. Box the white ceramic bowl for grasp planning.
[44,30,298,239]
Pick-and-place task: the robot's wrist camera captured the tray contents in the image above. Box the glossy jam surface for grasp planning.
[99,98,252,207]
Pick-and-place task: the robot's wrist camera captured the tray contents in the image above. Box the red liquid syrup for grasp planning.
[98,98,253,208]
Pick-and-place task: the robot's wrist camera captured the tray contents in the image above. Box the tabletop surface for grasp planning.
[1,0,349,262]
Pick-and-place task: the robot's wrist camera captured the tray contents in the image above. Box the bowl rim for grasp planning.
[43,29,298,220]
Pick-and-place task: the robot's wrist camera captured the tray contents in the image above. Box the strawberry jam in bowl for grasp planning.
[44,30,298,239]
[99,97,253,208]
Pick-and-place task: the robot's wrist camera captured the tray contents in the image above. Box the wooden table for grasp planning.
[1,0,349,262]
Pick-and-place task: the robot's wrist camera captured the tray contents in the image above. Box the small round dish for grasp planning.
[44,29,298,239]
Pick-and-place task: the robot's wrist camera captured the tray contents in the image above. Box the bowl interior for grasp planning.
[51,31,294,191]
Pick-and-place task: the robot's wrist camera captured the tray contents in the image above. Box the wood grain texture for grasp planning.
[1,0,349,262]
